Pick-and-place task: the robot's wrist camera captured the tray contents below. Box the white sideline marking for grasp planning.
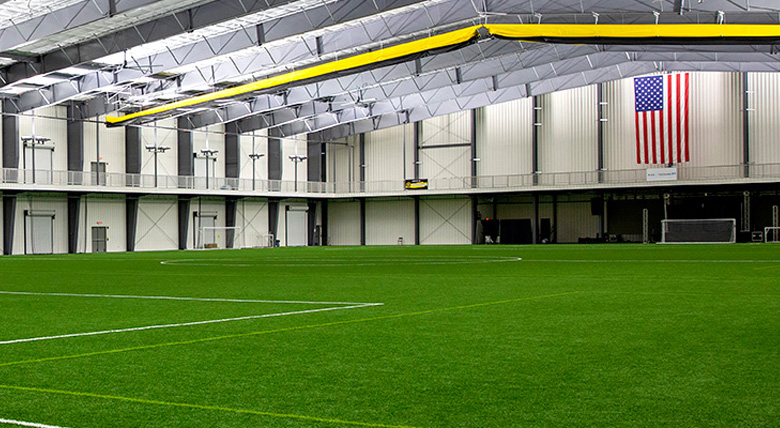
[0,418,70,428]
[0,303,382,346]
[160,257,523,267]
[0,291,368,306]
[519,259,780,263]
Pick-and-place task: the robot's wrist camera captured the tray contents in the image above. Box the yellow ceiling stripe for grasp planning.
[106,24,780,126]
[106,26,482,125]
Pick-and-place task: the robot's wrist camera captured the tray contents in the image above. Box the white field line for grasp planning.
[0,303,382,346]
[0,419,70,428]
[518,259,780,263]
[160,257,523,267]
[0,291,369,306]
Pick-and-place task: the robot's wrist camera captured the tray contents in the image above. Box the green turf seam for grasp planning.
[0,384,421,428]
[0,291,578,369]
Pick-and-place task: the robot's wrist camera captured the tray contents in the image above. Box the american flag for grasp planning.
[634,73,690,164]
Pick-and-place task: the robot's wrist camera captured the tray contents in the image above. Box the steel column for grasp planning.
[178,197,191,250]
[3,193,16,255]
[67,193,81,254]
[224,122,240,179]
[225,197,238,248]
[2,100,19,172]
[268,199,279,246]
[126,195,139,252]
[743,72,751,178]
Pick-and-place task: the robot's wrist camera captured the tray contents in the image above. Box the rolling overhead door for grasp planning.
[24,210,55,255]
[285,206,308,247]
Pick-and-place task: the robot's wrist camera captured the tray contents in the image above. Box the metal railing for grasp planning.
[2,163,780,196]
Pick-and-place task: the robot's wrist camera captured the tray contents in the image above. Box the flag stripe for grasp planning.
[635,111,641,164]
[667,74,674,163]
[634,73,690,165]
[642,111,649,164]
[676,73,682,163]
[659,109,665,163]
[650,111,657,164]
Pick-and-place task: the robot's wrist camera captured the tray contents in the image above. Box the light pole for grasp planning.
[145,145,170,187]
[200,149,219,189]
[288,154,307,192]
[249,153,265,190]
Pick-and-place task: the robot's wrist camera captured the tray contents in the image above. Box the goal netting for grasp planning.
[764,227,780,243]
[197,227,244,249]
[661,219,736,244]
[251,233,275,248]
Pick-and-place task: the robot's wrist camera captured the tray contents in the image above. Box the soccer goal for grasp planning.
[196,226,244,249]
[252,233,275,248]
[764,227,780,243]
[661,219,736,244]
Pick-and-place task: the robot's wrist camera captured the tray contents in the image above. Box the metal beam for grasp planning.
[224,122,239,179]
[66,103,85,177]
[178,197,191,250]
[2,99,19,171]
[126,195,139,252]
[177,117,193,178]
[3,193,16,255]
[68,193,80,254]
[743,72,751,178]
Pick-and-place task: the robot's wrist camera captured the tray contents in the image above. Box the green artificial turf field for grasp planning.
[0,244,778,428]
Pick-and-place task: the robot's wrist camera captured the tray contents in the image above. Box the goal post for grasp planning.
[764,227,780,243]
[196,226,245,249]
[661,219,736,244]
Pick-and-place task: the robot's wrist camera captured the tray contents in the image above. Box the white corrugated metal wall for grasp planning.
[135,196,178,251]
[366,198,414,245]
[140,118,178,179]
[78,194,126,253]
[21,106,68,175]
[748,73,780,164]
[281,135,307,182]
[237,198,269,247]
[365,124,414,182]
[192,124,225,185]
[239,130,268,182]
[420,111,471,180]
[419,196,471,245]
[13,194,68,255]
[538,85,599,174]
[327,200,361,245]
[84,115,126,175]
[477,98,534,176]
[556,196,601,243]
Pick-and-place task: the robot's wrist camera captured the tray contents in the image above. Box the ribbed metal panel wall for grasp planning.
[13,194,68,255]
[78,194,126,253]
[280,135,307,182]
[83,114,126,173]
[237,198,269,247]
[538,86,598,173]
[557,199,600,244]
[420,111,471,179]
[420,197,471,245]
[327,136,359,190]
[192,124,225,178]
[690,73,743,168]
[239,129,268,181]
[140,118,178,177]
[327,200,361,245]
[135,196,178,251]
[602,78,638,171]
[748,72,780,164]
[365,124,413,182]
[477,98,534,176]
[21,106,68,171]
[366,198,414,245]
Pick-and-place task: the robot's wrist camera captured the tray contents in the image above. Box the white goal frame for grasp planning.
[253,232,275,248]
[197,226,244,250]
[661,218,737,244]
[764,227,780,243]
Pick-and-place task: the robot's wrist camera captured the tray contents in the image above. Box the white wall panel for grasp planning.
[237,198,269,247]
[420,111,471,179]
[78,195,126,253]
[477,98,534,176]
[689,72,743,168]
[135,196,178,252]
[0,193,3,254]
[187,198,225,249]
[140,119,178,178]
[239,130,268,182]
[603,78,639,172]
[21,106,67,174]
[327,200,360,245]
[192,124,225,180]
[281,135,307,183]
[557,201,600,244]
[328,136,359,191]
[748,72,780,164]
[13,194,68,255]
[366,198,414,245]
[538,85,598,174]
[420,197,471,245]
[365,124,414,182]
[84,114,125,174]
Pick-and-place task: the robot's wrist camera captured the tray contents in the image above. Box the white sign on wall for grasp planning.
[646,167,678,182]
